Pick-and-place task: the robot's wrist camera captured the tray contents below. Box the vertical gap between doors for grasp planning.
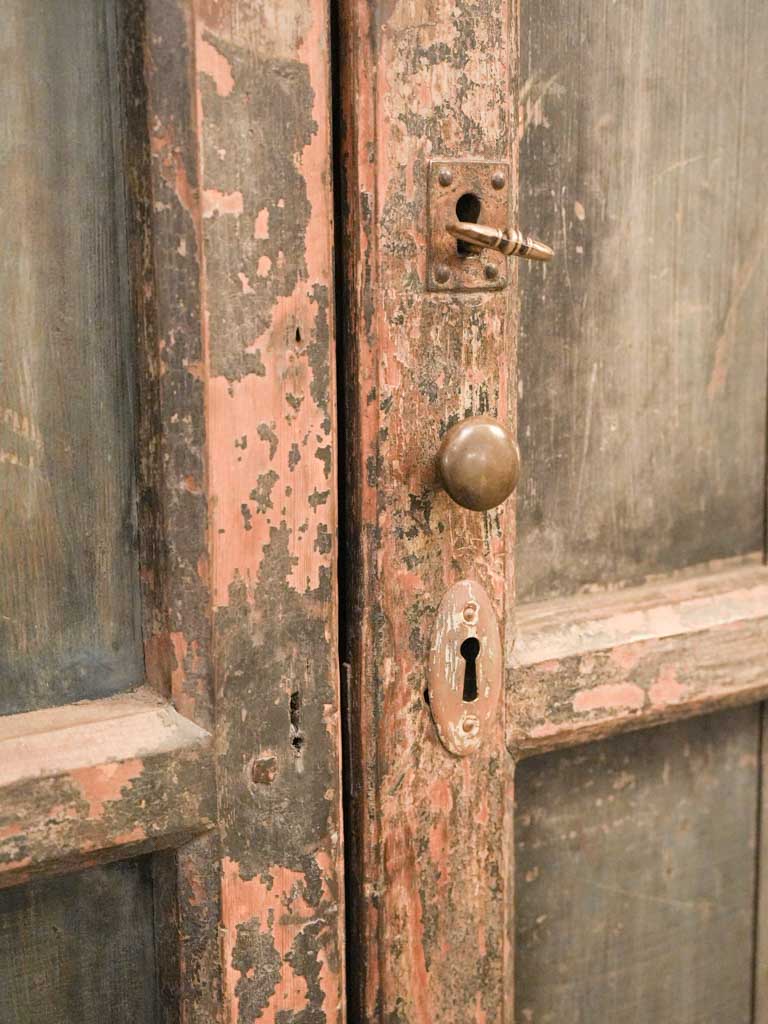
[329,0,360,1017]
[750,704,766,1022]
[763,342,768,563]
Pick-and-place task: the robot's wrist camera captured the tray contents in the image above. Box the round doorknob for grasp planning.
[437,416,520,511]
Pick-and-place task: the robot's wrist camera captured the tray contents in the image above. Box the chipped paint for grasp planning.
[338,0,515,1017]
[190,0,345,1019]
[572,683,645,714]
[509,564,768,756]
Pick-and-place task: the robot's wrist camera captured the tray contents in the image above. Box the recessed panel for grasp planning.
[517,0,768,600]
[0,858,159,1023]
[515,708,759,1023]
[0,0,143,713]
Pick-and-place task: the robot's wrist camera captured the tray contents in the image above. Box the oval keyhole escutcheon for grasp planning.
[428,579,502,757]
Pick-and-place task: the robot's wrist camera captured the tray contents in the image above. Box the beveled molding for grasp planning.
[507,557,768,757]
[0,687,215,888]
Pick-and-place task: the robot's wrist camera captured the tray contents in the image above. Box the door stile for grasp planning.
[142,0,347,1019]
[337,0,519,1019]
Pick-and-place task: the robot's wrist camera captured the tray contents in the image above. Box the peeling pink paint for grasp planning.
[196,33,235,97]
[237,271,255,294]
[70,759,142,818]
[254,208,270,238]
[202,188,244,218]
[649,664,688,706]
[572,683,645,713]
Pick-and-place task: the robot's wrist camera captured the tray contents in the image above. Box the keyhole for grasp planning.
[455,193,482,256]
[460,636,480,702]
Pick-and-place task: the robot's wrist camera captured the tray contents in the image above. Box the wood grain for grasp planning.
[337,0,516,1018]
[516,0,768,601]
[515,708,760,1024]
[0,857,159,1024]
[0,0,143,715]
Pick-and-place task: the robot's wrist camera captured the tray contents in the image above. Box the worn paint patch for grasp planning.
[572,683,645,713]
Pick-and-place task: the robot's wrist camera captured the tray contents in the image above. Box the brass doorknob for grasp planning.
[437,416,520,511]
[446,221,553,262]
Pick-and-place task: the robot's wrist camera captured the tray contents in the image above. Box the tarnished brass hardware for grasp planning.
[428,579,502,757]
[437,416,520,511]
[427,159,510,292]
[447,221,553,263]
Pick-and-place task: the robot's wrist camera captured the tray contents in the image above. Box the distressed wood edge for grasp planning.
[0,687,215,887]
[512,559,768,666]
[754,703,768,1021]
[508,614,768,758]
[0,687,209,783]
[153,834,225,1024]
[334,0,381,1018]
[135,0,213,730]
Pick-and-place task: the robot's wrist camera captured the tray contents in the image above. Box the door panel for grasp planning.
[0,0,142,715]
[0,858,159,1023]
[517,0,768,602]
[515,707,759,1023]
[337,0,768,1020]
[0,0,345,1021]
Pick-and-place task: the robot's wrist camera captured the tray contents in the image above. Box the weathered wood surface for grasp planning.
[508,559,768,754]
[137,0,215,731]
[148,1,346,1020]
[516,0,768,602]
[515,708,759,1023]
[0,0,143,715]
[338,0,518,1018]
[0,857,160,1023]
[0,688,214,887]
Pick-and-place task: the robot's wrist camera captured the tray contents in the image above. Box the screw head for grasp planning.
[463,601,479,624]
[462,715,480,735]
[434,264,451,284]
[484,263,499,281]
[438,168,453,187]
[491,171,506,190]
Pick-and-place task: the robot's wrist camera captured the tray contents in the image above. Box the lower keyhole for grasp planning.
[460,636,480,702]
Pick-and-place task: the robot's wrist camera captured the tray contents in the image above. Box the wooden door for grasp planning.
[1,2,345,1022]
[336,0,768,1022]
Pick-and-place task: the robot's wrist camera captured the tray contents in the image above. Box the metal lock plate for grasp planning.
[427,579,502,757]
[427,159,510,292]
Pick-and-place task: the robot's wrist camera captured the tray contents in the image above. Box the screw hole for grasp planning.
[455,193,482,256]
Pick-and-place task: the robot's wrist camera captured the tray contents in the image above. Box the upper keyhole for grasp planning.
[455,193,482,256]
[460,636,480,702]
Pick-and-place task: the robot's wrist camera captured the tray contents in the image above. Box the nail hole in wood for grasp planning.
[289,690,304,754]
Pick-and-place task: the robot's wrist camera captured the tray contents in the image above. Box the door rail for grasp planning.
[508,557,768,756]
[0,687,215,887]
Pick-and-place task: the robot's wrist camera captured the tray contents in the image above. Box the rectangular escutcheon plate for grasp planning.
[427,159,510,292]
